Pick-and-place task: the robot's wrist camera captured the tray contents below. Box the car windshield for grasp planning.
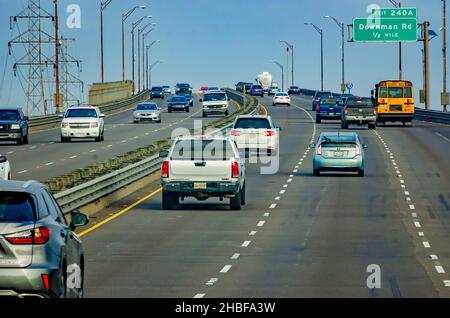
[276,93,288,97]
[178,88,192,95]
[317,92,332,98]
[322,136,356,145]
[137,104,158,111]
[0,192,36,223]
[208,87,219,91]
[65,109,98,118]
[234,118,271,129]
[152,87,163,92]
[0,110,20,120]
[291,86,299,89]
[172,139,236,161]
[252,86,262,89]
[203,93,227,102]
[171,97,186,102]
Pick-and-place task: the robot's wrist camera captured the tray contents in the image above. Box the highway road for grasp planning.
[77,94,450,298]
[0,95,240,181]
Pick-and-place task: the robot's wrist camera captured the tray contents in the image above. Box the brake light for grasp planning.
[4,227,50,245]
[317,144,322,155]
[317,105,321,112]
[161,161,169,178]
[230,130,241,136]
[265,130,275,137]
[232,161,239,178]
[41,274,50,290]
[355,145,361,156]
[345,107,349,115]
[314,97,320,101]
[373,108,377,115]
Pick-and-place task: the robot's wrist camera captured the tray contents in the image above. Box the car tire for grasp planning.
[203,112,207,118]
[101,132,105,141]
[168,108,172,113]
[313,169,320,176]
[342,122,348,129]
[230,191,242,210]
[358,169,365,177]
[240,183,246,206]
[316,116,321,124]
[225,111,229,116]
[185,107,190,112]
[162,191,178,210]
[23,132,29,144]
[61,136,68,143]
[157,120,161,123]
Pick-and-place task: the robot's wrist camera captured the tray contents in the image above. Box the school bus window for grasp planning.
[405,87,413,98]
[379,87,388,98]
[388,87,403,98]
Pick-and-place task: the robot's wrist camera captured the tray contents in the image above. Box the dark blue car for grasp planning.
[167,96,190,113]
[312,91,332,111]
[315,98,343,123]
[176,88,194,106]
[249,84,264,97]
[288,86,301,95]
[150,86,164,99]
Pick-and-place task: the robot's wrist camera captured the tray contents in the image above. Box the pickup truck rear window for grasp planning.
[172,140,236,161]
[346,101,373,108]
[234,118,271,129]
[0,192,36,222]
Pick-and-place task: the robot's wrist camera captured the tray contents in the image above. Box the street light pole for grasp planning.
[100,0,113,83]
[389,0,403,80]
[138,22,155,93]
[149,60,163,89]
[443,0,448,112]
[146,40,160,89]
[142,28,156,90]
[280,41,294,87]
[122,5,145,82]
[273,61,284,91]
[54,0,60,114]
[305,23,324,91]
[324,16,345,93]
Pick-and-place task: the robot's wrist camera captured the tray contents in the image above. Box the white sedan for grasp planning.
[273,92,291,106]
[0,155,11,180]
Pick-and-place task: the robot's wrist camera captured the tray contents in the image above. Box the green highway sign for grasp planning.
[353,17,418,42]
[371,8,417,19]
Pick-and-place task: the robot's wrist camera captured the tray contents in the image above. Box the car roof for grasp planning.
[236,115,271,120]
[0,180,45,194]
[320,132,358,138]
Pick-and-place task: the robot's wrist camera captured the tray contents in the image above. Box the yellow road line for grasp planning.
[79,187,162,237]
[260,104,269,116]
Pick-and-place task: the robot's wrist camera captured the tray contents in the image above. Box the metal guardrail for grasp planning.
[54,90,257,213]
[415,108,450,124]
[28,91,149,128]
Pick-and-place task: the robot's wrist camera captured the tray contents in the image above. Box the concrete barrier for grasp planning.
[88,80,133,106]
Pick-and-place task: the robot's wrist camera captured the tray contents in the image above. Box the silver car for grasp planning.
[133,102,161,123]
[311,132,367,177]
[0,180,89,298]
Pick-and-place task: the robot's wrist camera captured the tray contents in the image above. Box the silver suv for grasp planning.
[0,180,89,298]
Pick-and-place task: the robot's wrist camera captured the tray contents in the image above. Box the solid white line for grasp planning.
[231,253,240,260]
[269,204,277,209]
[241,241,251,247]
[414,221,422,228]
[220,265,232,273]
[435,266,446,274]
[423,242,431,248]
[435,132,450,143]
[194,293,205,298]
[257,221,265,227]
[249,231,257,236]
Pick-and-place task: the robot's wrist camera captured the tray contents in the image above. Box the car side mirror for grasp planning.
[276,126,282,131]
[199,99,203,102]
[70,210,89,230]
[58,114,64,119]
[0,156,8,163]
[99,114,105,118]
[370,90,374,96]
[159,150,169,158]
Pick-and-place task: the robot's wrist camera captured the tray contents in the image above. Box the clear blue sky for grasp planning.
[0,0,447,111]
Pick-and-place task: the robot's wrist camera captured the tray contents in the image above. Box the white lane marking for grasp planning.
[436,266,446,274]
[275,196,281,201]
[279,190,286,194]
[232,253,240,260]
[249,231,257,236]
[29,146,36,149]
[193,293,205,299]
[412,213,417,218]
[107,144,113,148]
[295,166,299,169]
[418,232,425,237]
[414,221,422,228]
[406,197,412,202]
[287,179,293,183]
[430,255,439,260]
[405,191,410,196]
[269,204,277,209]
[241,241,251,247]
[400,180,405,184]
[18,170,28,174]
[45,162,54,166]
[289,174,294,178]
[70,155,77,159]
[206,278,218,286]
[435,132,450,143]
[423,242,431,248]
[409,205,416,210]
[293,169,298,173]
[220,265,232,273]
[264,212,270,217]
[257,221,265,227]
[89,149,96,153]
[6,151,13,155]
[283,184,288,188]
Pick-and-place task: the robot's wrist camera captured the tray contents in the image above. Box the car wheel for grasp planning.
[202,112,207,118]
[316,116,321,124]
[230,191,242,210]
[225,111,229,116]
[313,169,320,176]
[185,107,190,112]
[101,132,105,141]
[95,135,102,142]
[61,136,67,143]
[168,108,172,113]
[157,119,161,123]
[240,183,246,206]
[358,169,365,177]
[162,191,178,210]
[16,135,24,145]
[23,132,29,144]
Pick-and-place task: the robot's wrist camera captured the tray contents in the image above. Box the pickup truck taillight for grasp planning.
[161,161,169,178]
[316,105,321,112]
[314,97,320,101]
[345,107,349,115]
[230,130,241,136]
[4,226,50,245]
[265,130,275,137]
[231,161,239,178]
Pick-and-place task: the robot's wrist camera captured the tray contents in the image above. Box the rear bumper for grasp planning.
[317,112,341,119]
[203,107,228,114]
[0,267,58,298]
[377,113,414,122]
[162,181,240,196]
[314,156,364,171]
[344,115,377,124]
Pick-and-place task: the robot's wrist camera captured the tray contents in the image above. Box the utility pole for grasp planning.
[121,6,145,82]
[324,16,345,93]
[443,0,448,112]
[54,0,60,113]
[389,0,402,80]
[305,23,324,91]
[138,22,155,93]
[142,28,155,90]
[100,0,113,83]
[273,61,284,91]
[286,46,290,88]
[424,21,431,110]
[146,40,160,89]
[280,41,294,87]
[131,16,151,94]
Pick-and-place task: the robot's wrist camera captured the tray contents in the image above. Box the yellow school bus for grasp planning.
[372,80,415,126]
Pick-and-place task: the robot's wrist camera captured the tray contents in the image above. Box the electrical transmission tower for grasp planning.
[8,0,55,116]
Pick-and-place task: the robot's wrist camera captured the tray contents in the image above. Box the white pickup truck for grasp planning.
[159,136,246,210]
[0,155,11,180]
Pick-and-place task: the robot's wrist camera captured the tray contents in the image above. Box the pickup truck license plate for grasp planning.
[334,151,344,157]
[194,182,207,189]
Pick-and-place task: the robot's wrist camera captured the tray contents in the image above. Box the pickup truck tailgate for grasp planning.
[169,160,232,181]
